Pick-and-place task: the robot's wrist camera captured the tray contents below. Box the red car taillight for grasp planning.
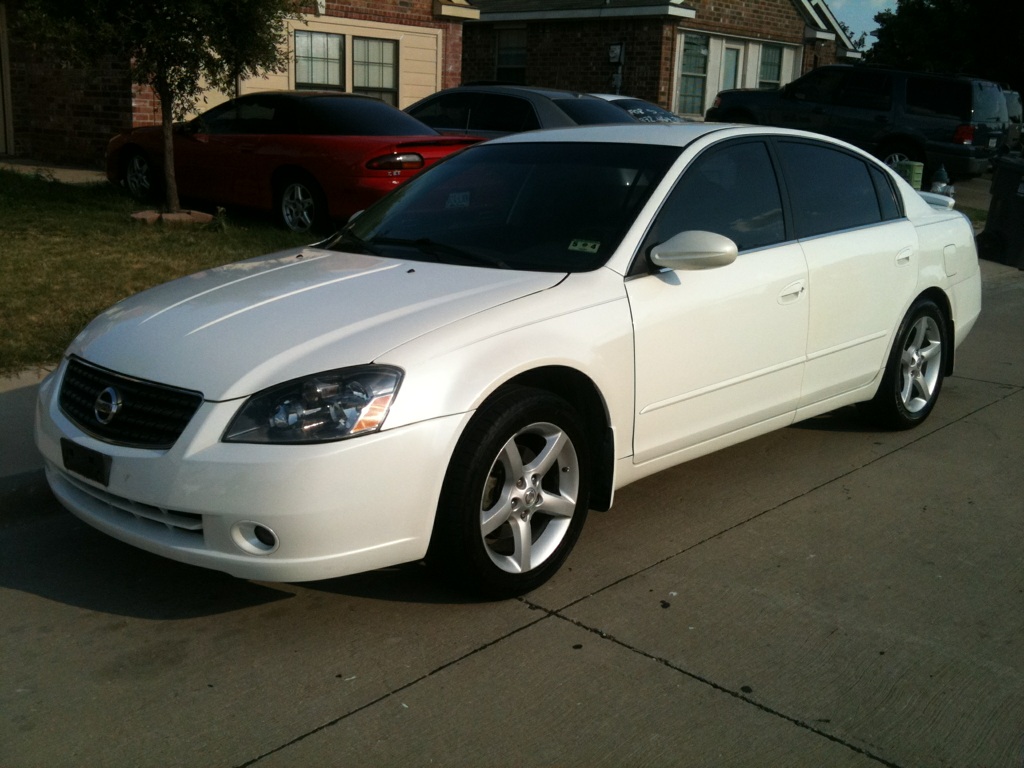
[366,153,425,170]
[953,124,975,145]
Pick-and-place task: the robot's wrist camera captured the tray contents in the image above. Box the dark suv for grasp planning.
[706,65,1007,179]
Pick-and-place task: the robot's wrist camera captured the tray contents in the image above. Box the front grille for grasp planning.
[59,357,204,448]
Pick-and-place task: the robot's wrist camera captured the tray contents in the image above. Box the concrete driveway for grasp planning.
[1,260,1021,768]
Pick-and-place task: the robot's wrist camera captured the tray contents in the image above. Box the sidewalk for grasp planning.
[0,157,106,184]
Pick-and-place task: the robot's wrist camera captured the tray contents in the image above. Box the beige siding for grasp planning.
[185,14,444,118]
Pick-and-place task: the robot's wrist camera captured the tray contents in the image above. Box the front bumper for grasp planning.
[35,364,469,582]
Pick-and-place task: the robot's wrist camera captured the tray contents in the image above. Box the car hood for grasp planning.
[69,248,564,400]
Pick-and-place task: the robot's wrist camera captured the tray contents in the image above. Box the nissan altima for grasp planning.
[37,124,982,598]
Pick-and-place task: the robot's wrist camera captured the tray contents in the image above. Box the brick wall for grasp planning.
[684,0,808,45]
[7,36,132,166]
[463,19,676,107]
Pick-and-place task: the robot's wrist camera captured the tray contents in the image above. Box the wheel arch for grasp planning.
[113,142,156,181]
[491,365,616,512]
[916,286,956,375]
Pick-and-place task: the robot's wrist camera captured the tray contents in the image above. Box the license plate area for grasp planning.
[61,438,111,487]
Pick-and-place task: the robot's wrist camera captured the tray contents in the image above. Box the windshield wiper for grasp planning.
[369,236,509,269]
[329,229,380,255]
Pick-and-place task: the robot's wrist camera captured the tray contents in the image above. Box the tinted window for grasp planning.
[339,142,680,272]
[200,99,275,135]
[466,94,540,132]
[835,71,892,111]
[906,77,971,120]
[553,98,636,125]
[777,141,883,238]
[644,140,784,253]
[407,93,472,131]
[788,68,845,104]
[869,166,902,221]
[303,96,436,136]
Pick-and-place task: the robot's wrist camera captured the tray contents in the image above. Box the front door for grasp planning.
[628,139,808,465]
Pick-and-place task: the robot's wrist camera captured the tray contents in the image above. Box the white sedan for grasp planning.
[35,124,982,598]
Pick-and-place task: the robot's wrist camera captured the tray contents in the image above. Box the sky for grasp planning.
[827,0,896,46]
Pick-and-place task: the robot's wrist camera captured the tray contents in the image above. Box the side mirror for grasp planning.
[650,230,738,271]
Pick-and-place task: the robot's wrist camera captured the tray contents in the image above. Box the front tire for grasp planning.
[124,149,161,202]
[428,387,591,599]
[860,298,948,430]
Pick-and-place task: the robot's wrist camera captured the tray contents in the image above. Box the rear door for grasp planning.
[773,138,919,411]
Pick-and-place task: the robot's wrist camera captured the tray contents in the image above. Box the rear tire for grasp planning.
[275,174,328,233]
[427,386,591,599]
[859,298,948,430]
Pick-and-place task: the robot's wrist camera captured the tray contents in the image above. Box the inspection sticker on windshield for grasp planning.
[569,239,601,254]
[445,191,471,209]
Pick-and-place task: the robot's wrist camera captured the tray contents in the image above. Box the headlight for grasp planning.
[223,366,403,444]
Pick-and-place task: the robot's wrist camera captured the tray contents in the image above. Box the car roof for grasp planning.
[436,84,601,100]
[485,122,872,149]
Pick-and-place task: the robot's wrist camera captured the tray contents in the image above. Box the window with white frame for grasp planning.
[353,37,398,106]
[295,30,344,90]
[759,45,783,90]
[678,33,709,116]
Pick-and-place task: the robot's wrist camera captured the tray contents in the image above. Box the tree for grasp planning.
[868,0,1024,92]
[837,20,867,52]
[16,0,301,211]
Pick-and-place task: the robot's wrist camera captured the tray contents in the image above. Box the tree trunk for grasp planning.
[159,87,181,212]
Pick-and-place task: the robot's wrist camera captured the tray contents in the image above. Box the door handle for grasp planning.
[779,280,806,304]
[896,247,912,266]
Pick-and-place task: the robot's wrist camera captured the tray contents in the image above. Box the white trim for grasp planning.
[805,26,836,41]
[434,0,480,20]
[480,7,696,22]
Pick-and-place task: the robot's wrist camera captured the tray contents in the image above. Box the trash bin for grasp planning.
[896,160,924,190]
[978,156,1024,269]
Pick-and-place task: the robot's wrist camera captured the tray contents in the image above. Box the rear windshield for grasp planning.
[972,80,1009,123]
[610,99,688,124]
[304,96,439,136]
[553,98,637,126]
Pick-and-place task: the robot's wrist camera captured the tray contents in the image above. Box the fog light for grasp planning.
[231,521,280,555]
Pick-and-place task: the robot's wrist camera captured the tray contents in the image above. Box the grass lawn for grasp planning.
[0,170,311,376]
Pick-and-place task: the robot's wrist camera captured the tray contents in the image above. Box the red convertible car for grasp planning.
[106,91,478,232]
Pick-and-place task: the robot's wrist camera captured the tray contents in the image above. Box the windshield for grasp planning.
[329,142,680,272]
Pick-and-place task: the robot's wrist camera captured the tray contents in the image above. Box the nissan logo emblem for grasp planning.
[94,386,123,425]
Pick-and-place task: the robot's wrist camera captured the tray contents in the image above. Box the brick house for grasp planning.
[0,0,478,166]
[461,0,860,118]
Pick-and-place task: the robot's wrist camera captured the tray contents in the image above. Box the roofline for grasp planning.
[475,4,696,22]
[797,0,856,50]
